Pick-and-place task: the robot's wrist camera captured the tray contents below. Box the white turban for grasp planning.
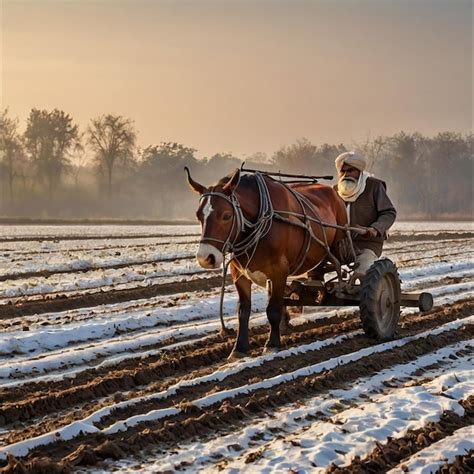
[335,151,367,173]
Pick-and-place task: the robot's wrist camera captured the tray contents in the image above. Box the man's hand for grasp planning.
[363,227,379,239]
[351,225,378,239]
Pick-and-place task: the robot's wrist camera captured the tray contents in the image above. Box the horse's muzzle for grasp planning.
[196,243,223,269]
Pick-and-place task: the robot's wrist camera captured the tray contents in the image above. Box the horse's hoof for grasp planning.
[227,350,248,360]
[262,346,279,355]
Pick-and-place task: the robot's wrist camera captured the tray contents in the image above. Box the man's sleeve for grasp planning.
[371,182,397,238]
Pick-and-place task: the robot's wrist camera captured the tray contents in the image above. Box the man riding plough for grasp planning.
[184,152,398,359]
[333,151,397,282]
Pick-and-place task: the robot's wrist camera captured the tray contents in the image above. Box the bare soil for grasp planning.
[0,232,472,473]
[0,299,472,473]
[0,275,226,320]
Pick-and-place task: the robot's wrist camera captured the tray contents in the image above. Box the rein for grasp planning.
[200,172,357,333]
[199,173,274,333]
[199,173,274,263]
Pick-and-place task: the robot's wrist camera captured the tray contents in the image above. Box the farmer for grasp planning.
[335,151,397,281]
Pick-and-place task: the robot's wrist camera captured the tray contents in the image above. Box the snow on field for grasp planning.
[0,316,472,461]
[390,221,473,233]
[0,222,472,472]
[104,317,473,435]
[0,237,472,301]
[107,342,474,474]
[0,260,471,385]
[0,235,198,254]
[0,293,268,382]
[0,268,220,304]
[219,365,472,473]
[0,224,200,239]
[400,261,474,289]
[0,259,206,298]
[0,221,471,240]
[1,279,472,389]
[0,238,468,279]
[387,425,473,474]
[388,242,467,266]
[0,244,195,278]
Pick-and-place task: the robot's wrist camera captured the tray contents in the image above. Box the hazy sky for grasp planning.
[2,0,472,158]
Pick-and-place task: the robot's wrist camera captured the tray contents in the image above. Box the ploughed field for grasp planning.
[0,222,472,473]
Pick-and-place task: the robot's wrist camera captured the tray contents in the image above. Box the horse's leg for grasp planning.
[280,308,293,335]
[264,275,286,353]
[229,269,252,359]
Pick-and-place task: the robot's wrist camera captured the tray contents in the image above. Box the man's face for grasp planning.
[338,163,361,195]
[339,164,361,181]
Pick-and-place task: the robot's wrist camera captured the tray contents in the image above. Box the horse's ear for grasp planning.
[184,167,207,194]
[222,168,240,193]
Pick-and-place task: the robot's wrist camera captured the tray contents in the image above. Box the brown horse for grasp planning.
[185,167,347,358]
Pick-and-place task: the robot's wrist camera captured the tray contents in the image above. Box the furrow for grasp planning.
[0,315,472,469]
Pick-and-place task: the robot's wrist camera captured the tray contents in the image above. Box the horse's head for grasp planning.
[185,167,241,269]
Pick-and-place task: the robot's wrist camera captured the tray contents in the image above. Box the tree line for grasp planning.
[0,108,472,220]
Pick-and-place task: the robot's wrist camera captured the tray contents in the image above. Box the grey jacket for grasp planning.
[335,177,397,256]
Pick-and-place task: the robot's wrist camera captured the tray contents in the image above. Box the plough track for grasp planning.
[435,452,474,473]
[1,235,471,306]
[1,270,470,329]
[1,237,200,258]
[0,310,359,422]
[0,268,470,336]
[3,237,468,280]
[1,319,472,472]
[0,230,472,473]
[0,274,224,320]
[0,232,199,243]
[0,254,196,283]
[1,247,466,286]
[1,298,472,425]
[0,276,471,383]
[328,396,474,473]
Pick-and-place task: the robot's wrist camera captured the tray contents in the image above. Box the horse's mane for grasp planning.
[214,174,233,187]
[213,172,254,189]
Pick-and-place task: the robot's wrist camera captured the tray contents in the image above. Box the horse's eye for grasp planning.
[222,213,232,222]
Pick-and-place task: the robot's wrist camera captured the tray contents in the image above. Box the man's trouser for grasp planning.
[307,244,380,281]
[352,248,378,282]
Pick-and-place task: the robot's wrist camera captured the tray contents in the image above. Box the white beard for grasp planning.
[339,177,358,195]
[337,172,368,202]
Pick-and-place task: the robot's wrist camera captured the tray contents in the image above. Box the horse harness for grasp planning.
[199,172,354,279]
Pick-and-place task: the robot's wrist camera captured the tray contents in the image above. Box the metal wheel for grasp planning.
[359,258,401,340]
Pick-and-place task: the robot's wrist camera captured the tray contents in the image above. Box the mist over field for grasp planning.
[1,118,472,221]
[0,0,472,221]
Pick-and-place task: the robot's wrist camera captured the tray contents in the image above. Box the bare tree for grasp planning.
[272,138,317,173]
[87,115,136,197]
[243,151,268,164]
[24,108,80,196]
[354,133,388,173]
[272,138,345,176]
[70,133,88,188]
[0,108,26,200]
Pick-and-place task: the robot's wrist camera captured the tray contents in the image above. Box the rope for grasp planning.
[218,255,231,333]
[201,172,359,328]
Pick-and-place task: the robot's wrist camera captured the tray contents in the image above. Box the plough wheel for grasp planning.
[359,258,401,340]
